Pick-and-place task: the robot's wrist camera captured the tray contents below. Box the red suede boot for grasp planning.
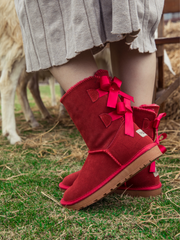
[59,104,166,196]
[115,104,167,197]
[60,70,162,210]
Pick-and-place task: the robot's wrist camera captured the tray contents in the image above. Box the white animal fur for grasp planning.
[0,0,52,144]
[0,59,25,144]
[0,0,25,144]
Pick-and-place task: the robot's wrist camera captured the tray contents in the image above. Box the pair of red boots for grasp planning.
[59,70,166,210]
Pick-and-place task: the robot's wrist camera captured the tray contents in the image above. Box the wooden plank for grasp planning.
[157,15,164,57]
[158,56,164,89]
[158,15,164,37]
[163,0,180,13]
[155,77,180,105]
[152,76,157,103]
[155,37,180,45]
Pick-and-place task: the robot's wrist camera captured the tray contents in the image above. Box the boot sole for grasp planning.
[60,186,162,197]
[62,146,162,210]
[114,187,162,197]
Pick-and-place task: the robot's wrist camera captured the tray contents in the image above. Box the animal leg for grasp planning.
[16,71,40,128]
[28,73,51,120]
[0,60,25,144]
[48,76,57,106]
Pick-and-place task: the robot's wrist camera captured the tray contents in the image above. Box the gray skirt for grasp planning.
[14,0,164,73]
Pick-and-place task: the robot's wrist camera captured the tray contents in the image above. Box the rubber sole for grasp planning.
[114,187,162,197]
[60,185,162,197]
[60,186,162,197]
[62,145,162,210]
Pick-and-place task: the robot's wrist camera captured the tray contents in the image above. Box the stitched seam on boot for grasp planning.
[88,149,122,167]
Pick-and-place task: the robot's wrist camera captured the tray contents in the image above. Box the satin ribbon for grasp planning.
[100,75,134,137]
[154,113,167,144]
[149,113,167,172]
[100,76,134,108]
[117,98,134,137]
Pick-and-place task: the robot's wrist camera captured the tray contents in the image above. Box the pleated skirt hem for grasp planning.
[14,0,164,73]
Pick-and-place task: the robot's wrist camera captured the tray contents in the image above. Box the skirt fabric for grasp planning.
[14,0,164,73]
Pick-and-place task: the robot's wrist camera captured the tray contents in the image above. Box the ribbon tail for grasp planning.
[119,91,134,102]
[107,90,118,108]
[125,111,134,137]
[149,161,156,173]
[158,144,167,154]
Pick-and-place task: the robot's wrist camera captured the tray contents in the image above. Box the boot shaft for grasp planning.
[61,70,127,151]
[133,104,159,140]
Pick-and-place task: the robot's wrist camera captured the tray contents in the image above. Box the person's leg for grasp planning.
[49,50,98,92]
[110,40,156,107]
[48,47,162,209]
[109,40,166,197]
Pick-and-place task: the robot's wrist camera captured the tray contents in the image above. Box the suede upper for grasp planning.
[59,103,163,193]
[60,70,159,205]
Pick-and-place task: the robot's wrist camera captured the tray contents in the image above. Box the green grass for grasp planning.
[0,86,180,239]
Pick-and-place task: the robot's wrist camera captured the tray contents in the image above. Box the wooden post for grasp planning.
[157,15,164,90]
[163,0,180,13]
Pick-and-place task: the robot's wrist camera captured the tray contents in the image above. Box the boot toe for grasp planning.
[60,152,120,206]
[59,170,80,190]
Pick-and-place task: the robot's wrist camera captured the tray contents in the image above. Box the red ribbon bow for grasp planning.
[154,113,167,146]
[149,113,167,172]
[116,98,134,137]
[100,76,134,108]
[100,75,134,137]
